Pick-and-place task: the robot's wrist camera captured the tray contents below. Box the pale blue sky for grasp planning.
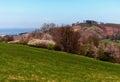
[0,0,120,28]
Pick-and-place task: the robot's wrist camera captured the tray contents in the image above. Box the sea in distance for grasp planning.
[0,28,38,35]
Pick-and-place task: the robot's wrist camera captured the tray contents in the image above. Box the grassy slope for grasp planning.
[0,43,120,82]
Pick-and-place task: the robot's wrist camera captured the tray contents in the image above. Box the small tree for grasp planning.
[40,23,56,33]
[79,44,89,56]
[3,35,14,42]
[19,36,29,44]
[52,25,81,53]
[0,36,3,42]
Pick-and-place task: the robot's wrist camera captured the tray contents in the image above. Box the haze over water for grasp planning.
[0,28,36,35]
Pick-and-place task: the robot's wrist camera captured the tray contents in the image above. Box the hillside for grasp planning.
[0,43,120,81]
[72,22,120,39]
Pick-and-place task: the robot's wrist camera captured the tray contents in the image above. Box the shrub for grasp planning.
[8,40,20,44]
[19,36,29,44]
[47,43,54,50]
[96,42,120,63]
[42,33,53,40]
[98,52,111,61]
[0,36,3,42]
[27,39,56,48]
[3,35,14,42]
[79,44,89,56]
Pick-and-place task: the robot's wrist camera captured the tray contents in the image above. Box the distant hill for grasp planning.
[104,23,120,36]
[72,21,120,39]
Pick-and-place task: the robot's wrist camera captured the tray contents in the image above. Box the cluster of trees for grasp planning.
[0,35,13,42]
[17,23,120,63]
[40,23,120,62]
[98,42,120,63]
[110,32,120,40]
[50,26,81,53]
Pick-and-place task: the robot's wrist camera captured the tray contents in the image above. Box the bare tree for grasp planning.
[52,25,81,53]
[40,23,56,33]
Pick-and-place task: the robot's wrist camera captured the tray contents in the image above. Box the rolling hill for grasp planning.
[0,43,120,81]
[72,22,120,39]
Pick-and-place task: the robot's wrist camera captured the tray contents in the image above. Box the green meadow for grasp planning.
[0,43,120,82]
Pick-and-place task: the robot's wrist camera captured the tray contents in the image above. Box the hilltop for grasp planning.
[72,20,120,39]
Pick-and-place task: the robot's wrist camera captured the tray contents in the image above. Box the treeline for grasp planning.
[18,23,120,63]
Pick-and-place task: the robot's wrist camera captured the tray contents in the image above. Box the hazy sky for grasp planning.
[0,0,120,28]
